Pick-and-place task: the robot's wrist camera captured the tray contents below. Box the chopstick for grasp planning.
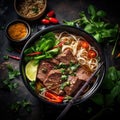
[56,62,104,120]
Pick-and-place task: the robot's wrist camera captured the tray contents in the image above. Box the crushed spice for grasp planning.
[8,22,28,41]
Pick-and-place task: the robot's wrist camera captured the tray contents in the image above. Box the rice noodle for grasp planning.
[55,31,99,72]
[18,0,45,18]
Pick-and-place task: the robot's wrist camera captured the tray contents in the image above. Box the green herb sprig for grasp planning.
[63,4,119,43]
[2,64,20,91]
[10,99,32,113]
[89,66,120,119]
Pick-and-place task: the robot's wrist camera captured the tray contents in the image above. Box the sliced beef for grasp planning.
[48,58,60,65]
[64,76,85,96]
[37,60,54,82]
[76,66,92,81]
[43,69,64,95]
[56,49,77,65]
[36,48,93,97]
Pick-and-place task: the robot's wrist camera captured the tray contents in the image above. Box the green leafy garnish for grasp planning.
[3,55,9,60]
[2,64,20,91]
[63,4,119,43]
[24,32,60,62]
[91,66,120,106]
[60,81,70,90]
[10,99,32,113]
[32,6,39,13]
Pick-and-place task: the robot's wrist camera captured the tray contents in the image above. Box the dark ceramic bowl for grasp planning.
[20,25,106,107]
[14,0,47,21]
[6,19,31,46]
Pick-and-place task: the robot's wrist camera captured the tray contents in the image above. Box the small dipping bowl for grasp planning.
[14,0,47,21]
[6,19,31,46]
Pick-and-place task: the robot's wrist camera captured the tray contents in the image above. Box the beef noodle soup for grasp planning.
[24,31,100,103]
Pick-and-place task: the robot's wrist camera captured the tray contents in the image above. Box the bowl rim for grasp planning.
[14,0,47,21]
[20,24,106,107]
[6,19,31,43]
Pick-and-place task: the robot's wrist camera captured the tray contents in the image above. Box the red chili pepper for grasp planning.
[41,18,50,25]
[47,10,55,17]
[26,51,42,56]
[45,91,64,103]
[116,53,120,58]
[49,17,59,24]
[54,41,65,48]
[8,55,20,60]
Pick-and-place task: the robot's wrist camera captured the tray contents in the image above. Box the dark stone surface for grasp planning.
[0,0,120,120]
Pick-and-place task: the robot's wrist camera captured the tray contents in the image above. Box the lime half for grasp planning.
[25,60,38,81]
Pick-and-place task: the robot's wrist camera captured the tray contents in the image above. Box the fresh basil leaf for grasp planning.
[101,29,113,38]
[111,85,120,98]
[79,12,89,25]
[88,4,96,19]
[63,20,75,26]
[95,21,105,28]
[93,33,102,42]
[102,66,120,90]
[107,66,118,81]
[96,10,106,18]
[84,24,95,33]
[102,76,115,90]
[117,71,120,79]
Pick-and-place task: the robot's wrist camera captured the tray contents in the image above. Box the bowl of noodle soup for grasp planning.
[14,0,47,21]
[20,25,105,106]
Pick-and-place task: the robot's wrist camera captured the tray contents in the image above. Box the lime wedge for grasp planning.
[25,60,38,81]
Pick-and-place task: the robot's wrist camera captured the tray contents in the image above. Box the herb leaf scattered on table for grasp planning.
[2,64,20,91]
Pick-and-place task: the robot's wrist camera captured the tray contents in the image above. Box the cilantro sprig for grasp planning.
[10,99,32,113]
[2,64,20,91]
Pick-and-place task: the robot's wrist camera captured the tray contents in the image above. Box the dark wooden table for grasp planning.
[0,0,120,120]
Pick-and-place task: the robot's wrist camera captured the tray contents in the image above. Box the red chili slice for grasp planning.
[26,52,42,56]
[45,91,64,103]
[88,49,97,58]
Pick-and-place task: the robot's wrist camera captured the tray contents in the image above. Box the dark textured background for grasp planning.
[0,0,120,120]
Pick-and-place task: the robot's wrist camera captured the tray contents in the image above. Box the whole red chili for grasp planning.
[26,51,42,56]
[41,18,50,24]
[8,55,20,60]
[49,17,59,24]
[47,10,55,17]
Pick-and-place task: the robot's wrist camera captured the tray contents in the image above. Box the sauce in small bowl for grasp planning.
[6,19,31,46]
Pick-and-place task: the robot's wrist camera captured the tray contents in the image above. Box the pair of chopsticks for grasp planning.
[56,62,104,120]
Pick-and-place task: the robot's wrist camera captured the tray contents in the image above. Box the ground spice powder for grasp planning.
[8,22,28,41]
